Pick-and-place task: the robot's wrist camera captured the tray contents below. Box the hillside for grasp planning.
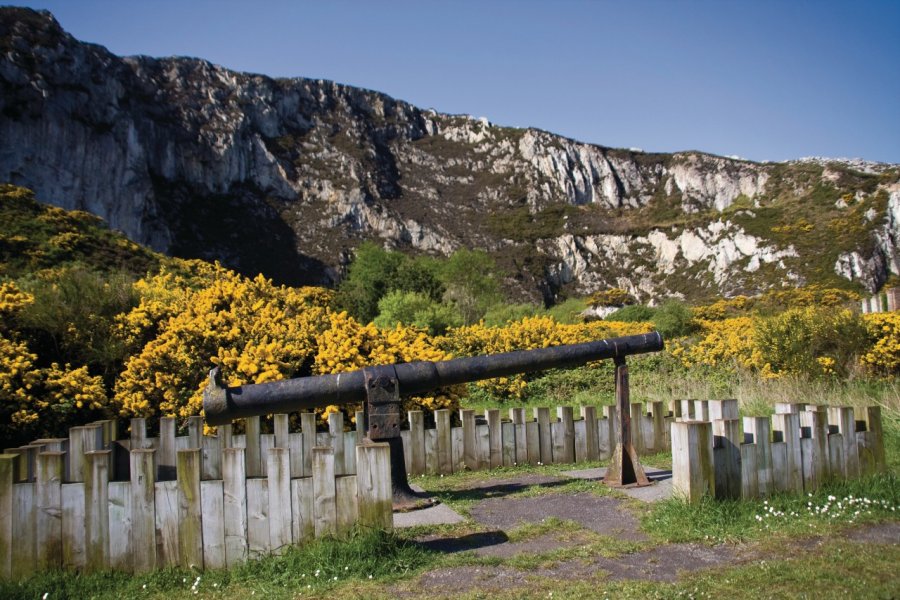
[1,8,898,303]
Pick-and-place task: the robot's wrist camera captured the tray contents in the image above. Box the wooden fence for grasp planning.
[860,287,899,313]
[672,400,887,502]
[0,435,392,580]
[0,402,676,579]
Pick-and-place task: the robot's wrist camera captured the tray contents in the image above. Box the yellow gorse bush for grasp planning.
[314,311,461,421]
[437,316,655,398]
[114,260,455,426]
[114,263,329,419]
[861,312,900,374]
[0,281,108,443]
[671,317,770,374]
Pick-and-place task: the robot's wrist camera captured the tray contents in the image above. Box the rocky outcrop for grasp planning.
[1,8,897,299]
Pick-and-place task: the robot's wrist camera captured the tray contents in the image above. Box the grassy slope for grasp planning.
[0,184,163,280]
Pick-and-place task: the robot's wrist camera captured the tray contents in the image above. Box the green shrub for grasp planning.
[373,290,461,335]
[15,265,138,381]
[482,303,542,327]
[651,300,697,338]
[438,249,501,325]
[607,304,656,322]
[334,242,404,323]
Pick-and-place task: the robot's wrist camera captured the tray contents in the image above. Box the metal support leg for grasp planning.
[363,365,434,511]
[605,356,651,487]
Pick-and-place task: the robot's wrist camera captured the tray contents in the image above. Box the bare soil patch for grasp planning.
[469,492,648,542]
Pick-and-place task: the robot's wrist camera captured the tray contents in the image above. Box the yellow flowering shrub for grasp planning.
[672,317,769,374]
[114,265,329,420]
[0,281,34,321]
[760,285,860,309]
[0,281,108,445]
[313,311,462,422]
[692,296,753,320]
[753,307,868,377]
[675,308,873,379]
[860,312,900,374]
[589,288,634,307]
[437,316,654,398]
[693,287,861,321]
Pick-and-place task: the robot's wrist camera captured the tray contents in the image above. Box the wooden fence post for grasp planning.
[535,407,551,465]
[436,409,452,474]
[158,417,176,480]
[130,449,156,573]
[557,406,575,463]
[486,409,502,468]
[828,407,859,478]
[712,419,741,499]
[356,442,392,531]
[864,406,886,473]
[408,410,425,476]
[268,448,292,553]
[740,443,759,499]
[36,451,64,570]
[312,447,336,538]
[650,401,666,452]
[300,413,316,478]
[273,414,290,450]
[579,406,598,461]
[0,454,13,578]
[460,409,477,471]
[177,449,203,569]
[513,408,528,465]
[245,416,262,478]
[222,447,248,567]
[129,418,147,452]
[773,412,802,493]
[743,416,773,496]
[672,421,714,503]
[629,403,645,454]
[328,412,345,476]
[85,450,110,572]
[186,416,203,449]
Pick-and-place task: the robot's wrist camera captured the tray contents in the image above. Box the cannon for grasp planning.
[204,332,664,508]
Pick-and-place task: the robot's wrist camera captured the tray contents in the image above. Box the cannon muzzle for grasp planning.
[203,332,663,425]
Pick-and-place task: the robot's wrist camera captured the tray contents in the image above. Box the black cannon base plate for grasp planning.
[604,480,656,489]
[392,487,437,512]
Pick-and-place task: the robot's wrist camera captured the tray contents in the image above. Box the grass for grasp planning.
[646,473,899,544]
[0,528,436,600]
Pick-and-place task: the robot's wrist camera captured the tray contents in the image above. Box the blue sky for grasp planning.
[14,0,900,163]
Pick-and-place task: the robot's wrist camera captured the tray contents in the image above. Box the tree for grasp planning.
[395,256,445,302]
[438,249,501,325]
[334,243,403,324]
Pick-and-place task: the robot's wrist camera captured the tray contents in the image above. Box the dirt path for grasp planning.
[391,474,900,598]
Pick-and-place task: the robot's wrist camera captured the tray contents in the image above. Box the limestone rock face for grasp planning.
[1,8,897,298]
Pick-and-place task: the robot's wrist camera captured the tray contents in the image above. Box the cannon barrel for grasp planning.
[204,332,663,425]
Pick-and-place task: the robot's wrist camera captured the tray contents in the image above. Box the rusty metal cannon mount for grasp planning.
[203,332,665,509]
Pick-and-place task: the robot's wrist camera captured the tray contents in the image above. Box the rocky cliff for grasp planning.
[2,8,898,302]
